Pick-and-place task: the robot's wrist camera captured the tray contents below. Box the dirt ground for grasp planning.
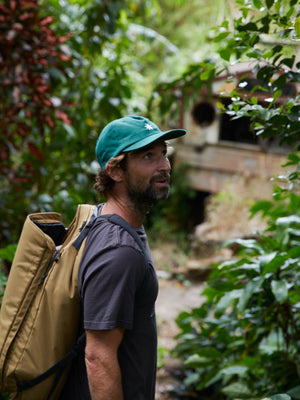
[156,278,205,351]
[150,231,235,399]
[151,242,207,400]
[155,278,206,399]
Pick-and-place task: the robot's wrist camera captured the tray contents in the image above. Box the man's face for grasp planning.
[124,140,171,208]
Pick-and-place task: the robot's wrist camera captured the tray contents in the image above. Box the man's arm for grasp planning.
[85,328,125,400]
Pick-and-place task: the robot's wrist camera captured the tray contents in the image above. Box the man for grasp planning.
[66,115,186,400]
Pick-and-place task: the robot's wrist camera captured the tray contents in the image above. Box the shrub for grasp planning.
[173,167,300,399]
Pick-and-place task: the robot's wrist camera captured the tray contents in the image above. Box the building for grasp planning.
[174,62,294,199]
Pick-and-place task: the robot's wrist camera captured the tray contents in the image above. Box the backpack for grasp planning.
[0,204,149,400]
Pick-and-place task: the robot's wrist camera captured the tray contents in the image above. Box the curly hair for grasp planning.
[94,154,127,197]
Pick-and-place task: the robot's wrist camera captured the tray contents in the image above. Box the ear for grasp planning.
[105,164,124,182]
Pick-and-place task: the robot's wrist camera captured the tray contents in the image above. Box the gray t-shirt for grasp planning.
[62,211,159,400]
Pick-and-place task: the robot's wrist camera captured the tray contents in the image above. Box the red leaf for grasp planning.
[10,0,16,11]
[39,16,54,26]
[18,128,26,137]
[58,33,73,43]
[25,109,32,118]
[20,1,37,10]
[27,142,44,160]
[0,149,8,161]
[36,85,49,93]
[57,53,71,62]
[55,109,71,125]
[41,97,52,107]
[44,114,55,128]
[12,177,31,184]
[19,12,34,21]
[39,59,49,67]
[0,5,9,13]
[36,48,47,56]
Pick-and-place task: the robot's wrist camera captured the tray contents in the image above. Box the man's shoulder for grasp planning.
[78,214,148,294]
[88,214,146,253]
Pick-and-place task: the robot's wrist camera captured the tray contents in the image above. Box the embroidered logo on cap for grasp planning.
[145,123,154,130]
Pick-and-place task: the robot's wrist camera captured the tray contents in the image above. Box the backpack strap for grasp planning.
[77,211,150,290]
[16,334,86,396]
[72,206,98,250]
[101,213,150,292]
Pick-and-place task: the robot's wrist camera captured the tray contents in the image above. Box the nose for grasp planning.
[159,155,171,172]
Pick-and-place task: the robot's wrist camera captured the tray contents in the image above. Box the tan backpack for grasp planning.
[0,204,97,400]
[0,205,149,400]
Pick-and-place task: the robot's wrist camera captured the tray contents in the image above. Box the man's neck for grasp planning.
[101,197,146,228]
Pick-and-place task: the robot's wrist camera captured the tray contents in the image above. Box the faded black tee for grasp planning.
[61,210,158,400]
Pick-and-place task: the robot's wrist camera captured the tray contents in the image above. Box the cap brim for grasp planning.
[123,129,186,152]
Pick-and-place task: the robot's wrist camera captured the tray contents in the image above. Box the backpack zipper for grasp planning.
[37,249,62,286]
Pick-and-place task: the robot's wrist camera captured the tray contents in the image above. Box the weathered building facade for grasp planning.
[174,62,294,199]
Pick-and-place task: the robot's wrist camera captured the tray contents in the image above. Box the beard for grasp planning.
[125,172,170,212]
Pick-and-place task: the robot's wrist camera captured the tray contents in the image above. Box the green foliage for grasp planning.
[173,179,300,399]
[0,245,14,308]
[0,245,17,264]
[157,345,168,369]
[150,0,300,150]
[149,1,300,399]
[0,268,7,308]
[1,0,185,248]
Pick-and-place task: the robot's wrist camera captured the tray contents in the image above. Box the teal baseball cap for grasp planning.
[95,115,186,169]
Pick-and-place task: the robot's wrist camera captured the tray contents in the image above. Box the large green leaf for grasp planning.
[237,277,264,313]
[222,381,252,398]
[287,385,300,399]
[219,365,248,376]
[262,253,287,275]
[271,280,288,303]
[215,290,243,317]
[294,17,300,36]
[185,354,215,367]
[276,216,300,226]
[259,330,284,354]
[270,395,292,400]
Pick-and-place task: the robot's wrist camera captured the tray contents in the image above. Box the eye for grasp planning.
[143,152,152,159]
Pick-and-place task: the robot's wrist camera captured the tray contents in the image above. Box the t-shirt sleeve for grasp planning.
[80,245,146,331]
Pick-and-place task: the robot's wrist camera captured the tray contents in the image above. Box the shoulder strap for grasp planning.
[100,214,150,292]
[102,214,149,260]
[72,206,98,250]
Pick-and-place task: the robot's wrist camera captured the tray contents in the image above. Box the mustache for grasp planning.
[150,172,170,184]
